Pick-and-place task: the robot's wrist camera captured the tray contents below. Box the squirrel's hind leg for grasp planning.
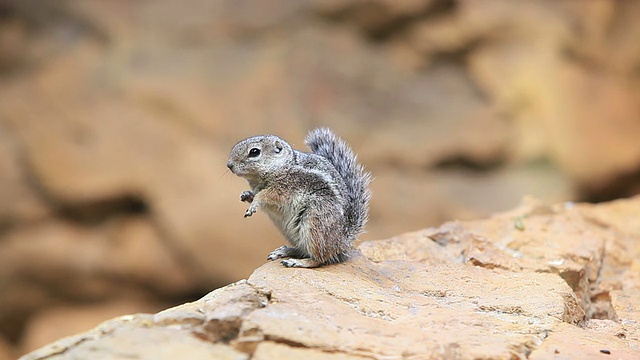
[267,245,302,260]
[269,246,318,267]
[281,258,320,268]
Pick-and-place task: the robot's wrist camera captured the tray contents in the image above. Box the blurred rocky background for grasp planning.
[1,0,640,358]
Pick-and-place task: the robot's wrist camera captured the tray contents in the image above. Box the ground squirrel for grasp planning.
[227,128,372,268]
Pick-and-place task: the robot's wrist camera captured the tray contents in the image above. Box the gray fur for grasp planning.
[305,127,372,242]
[227,128,371,268]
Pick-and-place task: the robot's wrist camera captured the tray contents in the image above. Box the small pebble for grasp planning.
[599,349,611,355]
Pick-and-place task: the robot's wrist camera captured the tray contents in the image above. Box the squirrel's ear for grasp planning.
[274,140,283,154]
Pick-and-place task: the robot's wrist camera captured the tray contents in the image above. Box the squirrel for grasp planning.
[226,127,372,268]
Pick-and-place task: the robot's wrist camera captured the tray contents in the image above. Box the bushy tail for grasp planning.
[305,128,372,241]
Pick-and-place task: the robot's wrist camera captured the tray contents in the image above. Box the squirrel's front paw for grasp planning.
[244,207,256,218]
[244,202,258,218]
[240,191,254,203]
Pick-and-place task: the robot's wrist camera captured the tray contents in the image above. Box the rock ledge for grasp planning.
[21,197,640,359]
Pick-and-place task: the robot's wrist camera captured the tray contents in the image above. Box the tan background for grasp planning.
[2,0,640,358]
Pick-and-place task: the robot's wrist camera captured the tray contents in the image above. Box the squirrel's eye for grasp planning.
[248,148,261,157]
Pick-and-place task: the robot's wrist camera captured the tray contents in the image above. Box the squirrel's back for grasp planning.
[305,128,372,242]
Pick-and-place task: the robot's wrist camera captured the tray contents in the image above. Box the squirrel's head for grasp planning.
[227,135,294,181]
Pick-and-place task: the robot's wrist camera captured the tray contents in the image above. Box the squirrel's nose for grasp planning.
[226,161,234,171]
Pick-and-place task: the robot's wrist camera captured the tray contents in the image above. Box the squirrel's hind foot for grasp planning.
[269,246,321,267]
[281,258,321,268]
[267,246,298,260]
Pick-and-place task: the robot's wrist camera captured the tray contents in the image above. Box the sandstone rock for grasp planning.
[0,217,196,298]
[577,196,640,236]
[0,216,197,350]
[529,322,639,360]
[20,260,578,360]
[20,197,640,359]
[0,123,51,227]
[19,300,163,355]
[3,0,640,355]
[22,313,248,360]
[313,0,437,36]
[367,163,572,240]
[253,341,369,360]
[0,336,15,360]
[463,0,640,189]
[243,256,579,358]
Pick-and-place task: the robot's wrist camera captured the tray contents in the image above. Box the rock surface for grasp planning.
[20,196,640,359]
[3,0,640,356]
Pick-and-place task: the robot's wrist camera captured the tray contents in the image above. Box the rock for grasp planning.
[0,122,51,227]
[243,256,579,358]
[463,0,640,190]
[0,215,201,355]
[20,261,578,359]
[313,0,437,37]
[3,0,640,355]
[20,197,640,359]
[367,163,572,240]
[19,300,163,355]
[0,336,15,360]
[21,313,248,360]
[253,342,368,360]
[0,217,196,326]
[529,322,639,360]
